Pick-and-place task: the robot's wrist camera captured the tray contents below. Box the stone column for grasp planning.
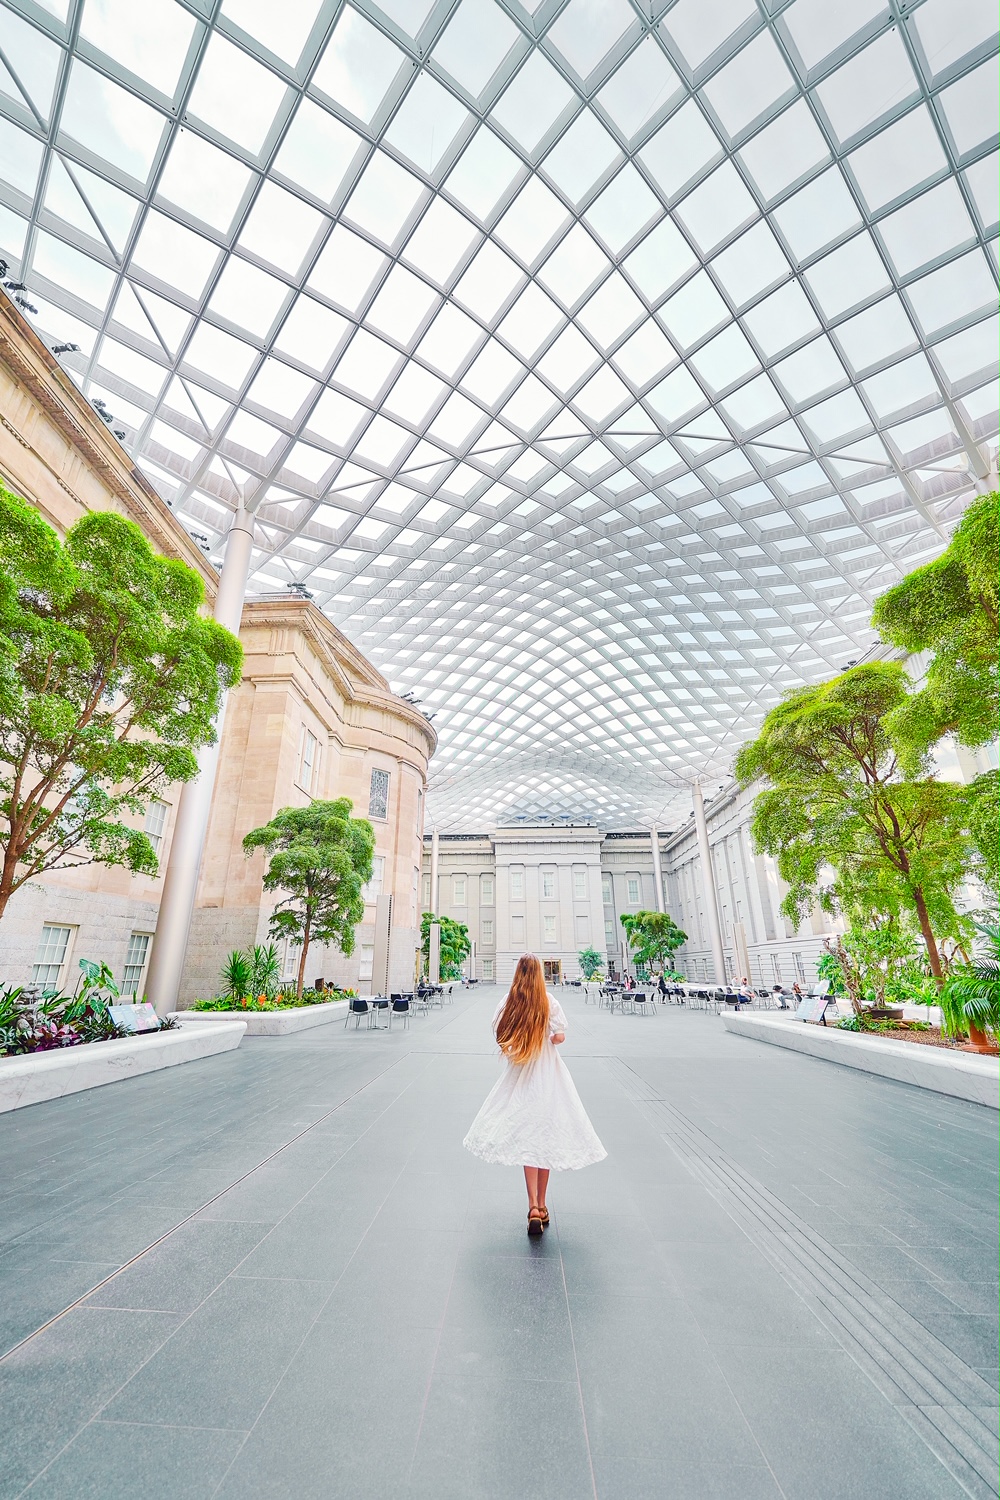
[692,782,727,985]
[429,827,440,915]
[650,824,665,912]
[146,504,255,1014]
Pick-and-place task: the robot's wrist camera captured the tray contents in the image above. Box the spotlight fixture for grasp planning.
[52,342,81,355]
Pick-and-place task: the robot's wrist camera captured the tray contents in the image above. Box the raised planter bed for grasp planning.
[174,997,347,1036]
[721,1012,998,1109]
[0,1018,246,1114]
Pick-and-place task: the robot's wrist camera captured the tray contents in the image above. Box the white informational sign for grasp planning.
[108,1002,161,1033]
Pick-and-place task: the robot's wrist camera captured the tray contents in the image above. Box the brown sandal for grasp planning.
[527,1208,544,1236]
[538,1209,550,1227]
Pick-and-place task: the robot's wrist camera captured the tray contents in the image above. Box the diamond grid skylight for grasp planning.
[1,0,997,830]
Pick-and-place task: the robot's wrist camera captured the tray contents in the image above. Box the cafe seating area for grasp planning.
[344,984,455,1030]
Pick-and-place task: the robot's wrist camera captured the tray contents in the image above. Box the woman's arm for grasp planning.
[551,1031,565,1045]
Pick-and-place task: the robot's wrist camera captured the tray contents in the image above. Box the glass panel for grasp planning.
[384,74,470,173]
[676,161,758,255]
[543,110,622,204]
[702,31,796,137]
[186,32,287,153]
[595,36,682,139]
[662,0,757,71]
[60,59,165,179]
[814,31,918,142]
[847,106,949,214]
[80,0,198,96]
[781,0,886,70]
[877,180,977,278]
[491,51,575,153]
[432,0,519,97]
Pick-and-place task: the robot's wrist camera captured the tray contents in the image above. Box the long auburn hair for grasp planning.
[496,955,549,1064]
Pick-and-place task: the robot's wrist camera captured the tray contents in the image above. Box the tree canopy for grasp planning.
[577,945,604,980]
[243,799,374,999]
[871,491,998,756]
[420,911,471,980]
[619,909,687,973]
[0,486,242,923]
[734,661,975,980]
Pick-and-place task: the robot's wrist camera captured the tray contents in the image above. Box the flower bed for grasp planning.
[190,985,354,1012]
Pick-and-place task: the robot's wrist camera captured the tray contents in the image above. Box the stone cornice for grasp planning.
[0,294,216,591]
[241,597,437,760]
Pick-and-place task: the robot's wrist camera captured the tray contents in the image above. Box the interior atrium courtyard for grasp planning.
[0,0,997,1494]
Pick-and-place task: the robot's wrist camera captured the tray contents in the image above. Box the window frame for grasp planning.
[368,766,391,820]
[121,931,152,997]
[31,923,75,990]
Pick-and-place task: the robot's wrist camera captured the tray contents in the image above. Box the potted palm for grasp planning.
[940,923,999,1054]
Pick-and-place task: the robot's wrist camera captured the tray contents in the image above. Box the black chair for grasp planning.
[632,991,653,1015]
[345,997,370,1029]
[389,996,411,1030]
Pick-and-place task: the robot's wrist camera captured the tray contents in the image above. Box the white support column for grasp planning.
[429,827,440,915]
[650,824,665,912]
[428,922,441,985]
[146,504,255,1014]
[692,782,727,986]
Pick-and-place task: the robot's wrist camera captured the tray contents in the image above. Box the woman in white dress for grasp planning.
[463,954,607,1235]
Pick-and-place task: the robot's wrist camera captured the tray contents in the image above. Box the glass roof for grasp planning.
[2,0,996,830]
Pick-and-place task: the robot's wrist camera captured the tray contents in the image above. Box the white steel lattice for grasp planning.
[1,0,996,829]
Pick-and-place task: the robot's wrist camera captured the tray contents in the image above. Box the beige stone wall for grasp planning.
[181,601,434,1003]
[0,297,435,1001]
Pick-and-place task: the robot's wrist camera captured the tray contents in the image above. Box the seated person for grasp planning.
[736,977,754,1005]
[772,982,789,1010]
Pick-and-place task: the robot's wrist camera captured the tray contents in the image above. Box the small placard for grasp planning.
[795,993,830,1024]
[108,1002,160,1034]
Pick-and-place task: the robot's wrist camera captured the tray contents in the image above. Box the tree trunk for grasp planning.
[912,887,944,983]
[296,920,311,1001]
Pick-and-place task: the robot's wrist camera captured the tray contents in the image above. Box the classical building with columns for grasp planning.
[423,811,845,989]
[0,281,434,1005]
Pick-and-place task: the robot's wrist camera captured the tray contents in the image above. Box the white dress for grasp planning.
[463,996,607,1171]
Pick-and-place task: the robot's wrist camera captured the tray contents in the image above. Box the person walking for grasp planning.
[463,954,606,1235]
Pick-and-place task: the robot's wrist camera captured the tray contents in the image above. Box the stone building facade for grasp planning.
[0,294,434,1003]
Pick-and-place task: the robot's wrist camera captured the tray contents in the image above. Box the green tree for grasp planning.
[619,910,687,973]
[0,486,242,924]
[243,799,374,999]
[420,912,471,980]
[577,945,604,980]
[735,662,974,982]
[871,491,998,756]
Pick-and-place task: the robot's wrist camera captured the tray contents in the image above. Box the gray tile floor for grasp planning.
[1,987,996,1499]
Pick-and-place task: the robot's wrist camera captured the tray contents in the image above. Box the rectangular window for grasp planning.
[121,932,151,997]
[299,728,319,793]
[605,918,614,940]
[358,944,374,982]
[144,799,168,853]
[481,876,494,905]
[543,914,557,943]
[601,873,613,905]
[541,870,556,898]
[626,876,640,905]
[453,876,467,904]
[422,874,431,906]
[481,917,494,944]
[481,958,494,980]
[32,924,73,989]
[771,953,781,982]
[510,868,524,900]
[368,767,390,820]
[793,951,806,981]
[573,868,587,900]
[575,914,589,942]
[363,855,385,902]
[511,913,525,945]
